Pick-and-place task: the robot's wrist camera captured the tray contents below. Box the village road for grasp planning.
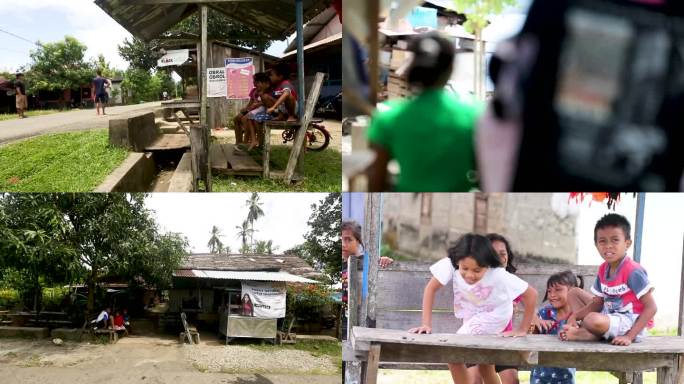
[0,102,162,145]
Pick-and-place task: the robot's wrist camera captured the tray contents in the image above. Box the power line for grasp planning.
[0,27,42,47]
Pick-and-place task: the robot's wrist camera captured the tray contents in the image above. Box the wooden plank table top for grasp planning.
[145,134,190,151]
[161,100,200,109]
[351,327,684,384]
[352,327,684,354]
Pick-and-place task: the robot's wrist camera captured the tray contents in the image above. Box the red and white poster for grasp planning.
[225,58,254,99]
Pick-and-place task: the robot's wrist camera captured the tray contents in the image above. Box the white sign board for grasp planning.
[241,281,286,319]
[157,49,189,67]
[207,68,227,98]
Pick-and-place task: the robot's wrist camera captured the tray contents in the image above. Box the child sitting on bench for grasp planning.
[560,213,657,346]
[259,63,298,122]
[531,270,582,384]
[409,233,538,384]
[234,72,272,153]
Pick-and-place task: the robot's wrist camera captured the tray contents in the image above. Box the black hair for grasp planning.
[543,270,584,302]
[406,32,455,89]
[594,213,631,242]
[447,233,502,269]
[271,63,290,79]
[486,233,517,274]
[97,69,102,76]
[15,73,23,79]
[253,72,270,83]
[341,220,363,248]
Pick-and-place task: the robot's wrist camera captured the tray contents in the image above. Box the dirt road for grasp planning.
[0,336,340,384]
[0,102,162,145]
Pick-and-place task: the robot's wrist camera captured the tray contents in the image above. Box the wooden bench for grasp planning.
[345,259,680,383]
[350,327,684,384]
[94,328,118,344]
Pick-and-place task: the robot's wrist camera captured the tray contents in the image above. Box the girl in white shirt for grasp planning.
[409,233,538,384]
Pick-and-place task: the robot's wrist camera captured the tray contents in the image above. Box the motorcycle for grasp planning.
[315,92,342,120]
[281,118,331,152]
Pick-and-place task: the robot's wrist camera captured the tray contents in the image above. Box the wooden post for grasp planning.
[284,73,324,183]
[190,124,209,192]
[199,5,212,191]
[295,0,305,119]
[262,124,271,178]
[365,344,381,384]
[363,193,381,328]
[367,0,379,106]
[679,234,684,337]
[346,255,363,384]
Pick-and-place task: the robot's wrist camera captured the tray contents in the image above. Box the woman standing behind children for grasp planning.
[409,234,538,384]
[530,270,583,384]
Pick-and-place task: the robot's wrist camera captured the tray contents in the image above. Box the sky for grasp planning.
[0,0,289,73]
[550,193,684,329]
[144,193,327,255]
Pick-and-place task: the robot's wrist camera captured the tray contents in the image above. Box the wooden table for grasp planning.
[350,327,684,384]
[161,100,204,134]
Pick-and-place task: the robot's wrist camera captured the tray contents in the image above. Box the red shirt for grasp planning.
[113,315,124,327]
[272,80,297,100]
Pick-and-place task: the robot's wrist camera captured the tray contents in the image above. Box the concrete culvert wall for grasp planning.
[109,112,157,152]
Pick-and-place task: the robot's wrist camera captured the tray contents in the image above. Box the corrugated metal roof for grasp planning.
[282,32,341,57]
[173,269,318,283]
[181,253,321,279]
[283,6,338,53]
[94,0,332,41]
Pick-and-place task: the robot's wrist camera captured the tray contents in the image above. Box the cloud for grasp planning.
[1,0,132,69]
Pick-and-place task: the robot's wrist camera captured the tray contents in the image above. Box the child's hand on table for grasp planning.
[408,325,432,334]
[611,335,632,346]
[502,329,527,337]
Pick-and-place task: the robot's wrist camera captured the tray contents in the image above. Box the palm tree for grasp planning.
[207,225,224,254]
[235,220,255,253]
[245,193,264,248]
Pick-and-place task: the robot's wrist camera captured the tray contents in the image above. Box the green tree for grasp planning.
[55,194,188,319]
[254,239,278,255]
[26,36,94,94]
[118,38,163,71]
[289,193,341,283]
[235,220,254,253]
[122,68,161,103]
[156,70,175,97]
[0,194,79,314]
[208,225,225,254]
[452,0,518,99]
[245,193,264,248]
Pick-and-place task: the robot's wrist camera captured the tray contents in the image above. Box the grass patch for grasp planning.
[248,339,342,372]
[0,110,61,122]
[0,130,128,192]
[212,145,341,192]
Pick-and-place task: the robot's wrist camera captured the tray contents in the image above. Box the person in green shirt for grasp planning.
[367,32,481,192]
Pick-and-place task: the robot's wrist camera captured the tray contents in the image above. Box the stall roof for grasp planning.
[282,32,341,57]
[283,6,338,53]
[173,269,318,283]
[179,253,321,279]
[94,0,332,41]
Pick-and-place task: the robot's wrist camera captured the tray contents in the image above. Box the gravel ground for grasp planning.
[184,344,338,375]
[0,336,340,383]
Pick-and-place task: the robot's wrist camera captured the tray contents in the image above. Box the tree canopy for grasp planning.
[25,36,95,93]
[289,193,341,283]
[118,9,273,71]
[0,193,188,317]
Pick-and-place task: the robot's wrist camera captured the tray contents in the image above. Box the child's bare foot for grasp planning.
[560,325,600,342]
[273,113,287,121]
[286,115,297,122]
